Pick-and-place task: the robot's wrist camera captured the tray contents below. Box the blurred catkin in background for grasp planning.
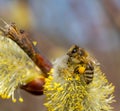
[0,0,119,111]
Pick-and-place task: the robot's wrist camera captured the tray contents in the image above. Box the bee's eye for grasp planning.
[72,48,77,53]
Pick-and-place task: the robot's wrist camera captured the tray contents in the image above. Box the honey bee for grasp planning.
[67,45,99,84]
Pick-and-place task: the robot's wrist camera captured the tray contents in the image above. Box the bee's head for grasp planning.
[67,45,79,57]
[67,45,88,58]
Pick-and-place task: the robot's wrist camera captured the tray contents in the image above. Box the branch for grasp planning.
[0,20,52,76]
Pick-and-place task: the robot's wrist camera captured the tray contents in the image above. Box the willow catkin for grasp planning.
[0,35,42,102]
[44,46,115,111]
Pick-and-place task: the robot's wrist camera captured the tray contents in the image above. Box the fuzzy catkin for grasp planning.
[44,55,115,111]
[0,35,42,102]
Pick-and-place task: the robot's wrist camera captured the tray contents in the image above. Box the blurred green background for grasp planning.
[0,0,120,111]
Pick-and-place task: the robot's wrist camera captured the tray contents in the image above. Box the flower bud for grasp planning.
[21,77,45,95]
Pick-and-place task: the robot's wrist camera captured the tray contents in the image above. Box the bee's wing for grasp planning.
[87,53,100,66]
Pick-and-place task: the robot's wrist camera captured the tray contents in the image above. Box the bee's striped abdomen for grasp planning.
[84,70,94,84]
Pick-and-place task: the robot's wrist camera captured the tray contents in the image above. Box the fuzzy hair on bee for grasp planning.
[0,35,44,102]
[44,45,115,111]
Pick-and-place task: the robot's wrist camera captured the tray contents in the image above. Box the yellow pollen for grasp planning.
[48,68,54,75]
[1,95,7,99]
[78,66,85,74]
[22,74,26,78]
[12,99,16,103]
[32,41,37,46]
[7,95,10,99]
[19,97,24,102]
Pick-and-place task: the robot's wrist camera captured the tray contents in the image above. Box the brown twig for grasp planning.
[0,20,52,77]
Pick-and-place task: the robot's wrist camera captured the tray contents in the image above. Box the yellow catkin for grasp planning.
[0,35,42,102]
[44,55,115,111]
